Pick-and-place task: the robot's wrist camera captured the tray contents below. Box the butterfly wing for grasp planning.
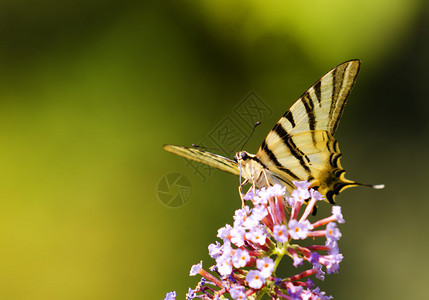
[163,144,240,176]
[260,130,359,203]
[277,59,360,136]
[257,60,361,203]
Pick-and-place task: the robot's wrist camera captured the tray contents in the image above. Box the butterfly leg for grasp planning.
[239,179,249,208]
[244,175,259,208]
[261,169,271,187]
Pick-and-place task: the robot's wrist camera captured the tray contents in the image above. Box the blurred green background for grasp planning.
[0,0,427,299]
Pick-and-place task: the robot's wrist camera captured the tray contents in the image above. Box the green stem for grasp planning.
[273,243,288,271]
[254,291,266,300]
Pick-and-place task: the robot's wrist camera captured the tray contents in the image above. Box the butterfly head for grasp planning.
[233,151,250,163]
[234,151,260,166]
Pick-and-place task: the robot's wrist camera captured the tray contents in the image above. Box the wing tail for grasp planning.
[323,179,385,204]
[258,130,384,203]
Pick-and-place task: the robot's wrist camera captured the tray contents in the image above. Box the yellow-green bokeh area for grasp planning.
[0,1,427,299]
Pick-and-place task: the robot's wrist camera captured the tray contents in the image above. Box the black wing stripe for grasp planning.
[313,81,322,106]
[329,68,339,122]
[249,156,269,170]
[329,64,347,124]
[334,169,345,177]
[333,140,339,152]
[301,94,316,131]
[191,149,233,168]
[331,64,357,133]
[163,144,239,175]
[273,123,290,140]
[326,180,358,204]
[284,112,296,128]
[326,191,336,204]
[329,153,342,168]
[331,96,347,134]
[273,124,312,170]
[326,137,339,153]
[260,140,300,180]
[333,182,356,195]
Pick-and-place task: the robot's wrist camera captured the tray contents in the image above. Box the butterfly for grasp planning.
[164,60,384,204]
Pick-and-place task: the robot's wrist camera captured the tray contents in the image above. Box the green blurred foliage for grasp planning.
[0,0,427,299]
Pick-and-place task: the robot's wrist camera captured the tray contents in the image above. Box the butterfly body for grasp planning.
[233,151,273,188]
[164,60,383,203]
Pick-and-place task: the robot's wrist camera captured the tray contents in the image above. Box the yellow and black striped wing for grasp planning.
[277,59,360,135]
[163,144,240,176]
[256,60,361,203]
[259,130,358,203]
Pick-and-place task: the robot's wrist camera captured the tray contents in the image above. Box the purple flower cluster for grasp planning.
[165,181,345,299]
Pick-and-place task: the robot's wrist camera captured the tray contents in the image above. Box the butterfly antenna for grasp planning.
[191,144,235,154]
[241,121,261,151]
